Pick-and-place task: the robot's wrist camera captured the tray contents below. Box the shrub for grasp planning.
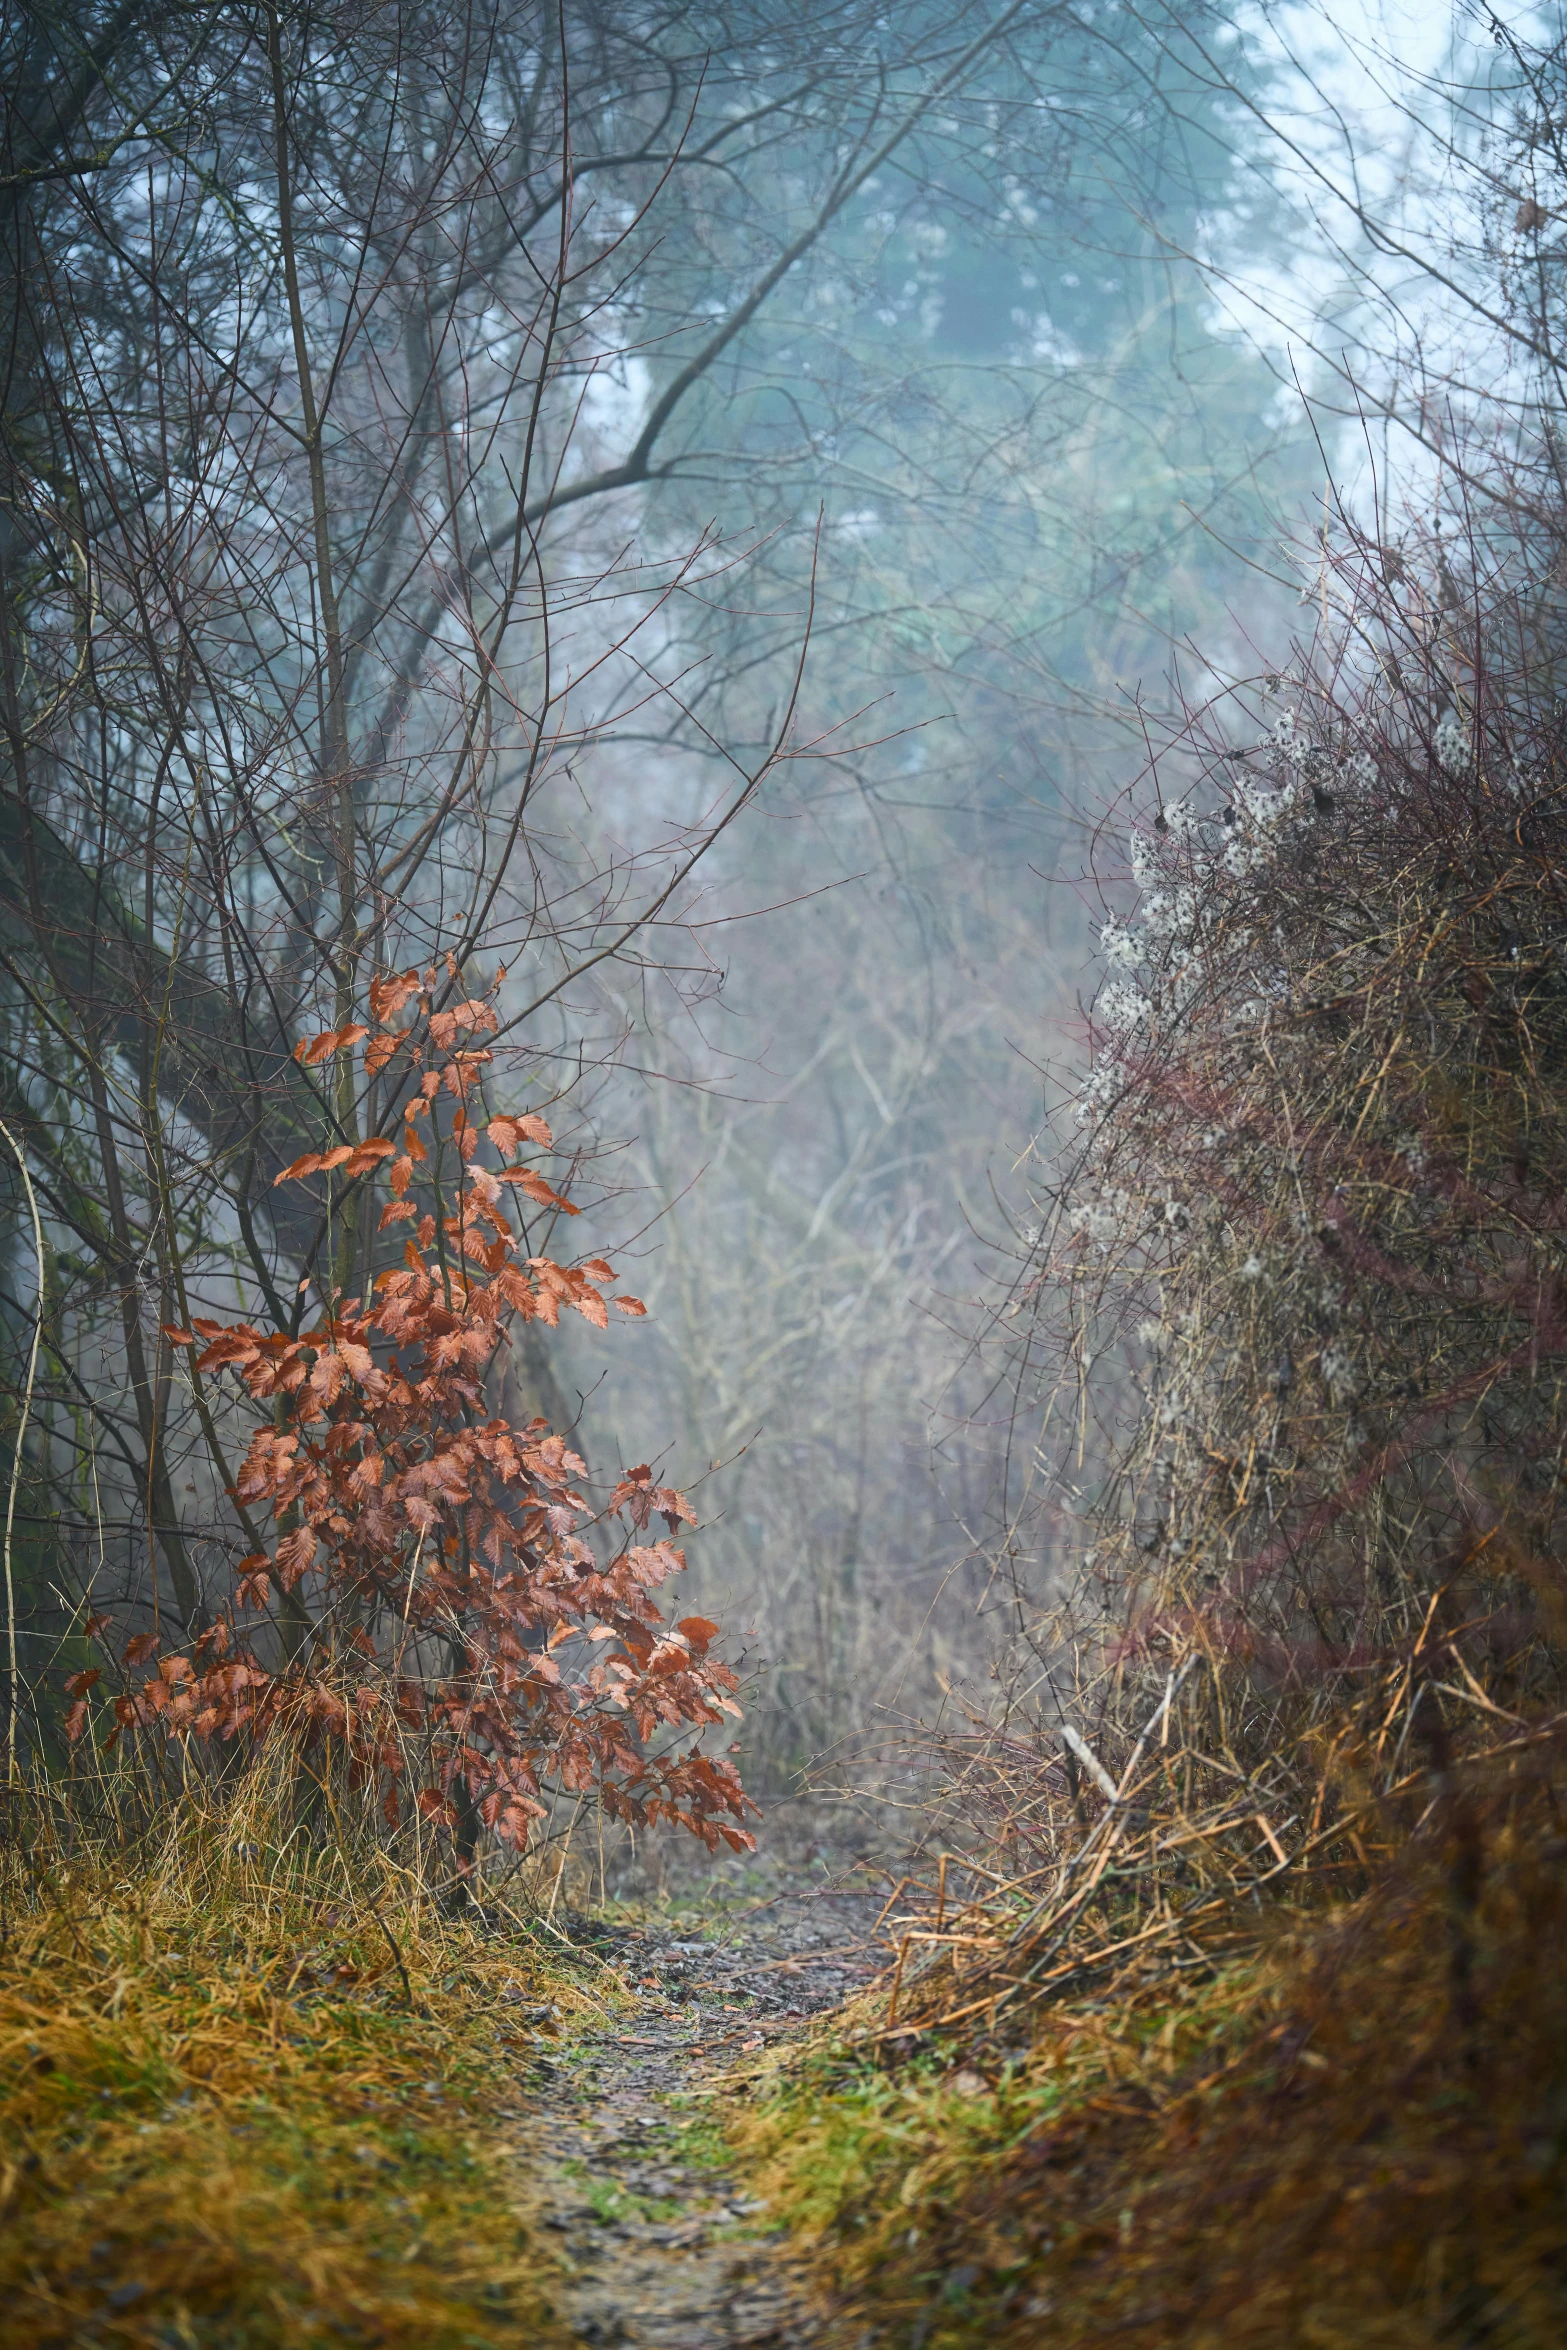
[1013,509,1567,1787]
[64,974,755,1874]
[870,501,1567,2047]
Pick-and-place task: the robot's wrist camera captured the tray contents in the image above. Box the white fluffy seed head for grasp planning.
[1100,918,1144,969]
[1142,884,1197,940]
[1073,1059,1125,1125]
[1098,981,1149,1034]
[1224,833,1270,879]
[1434,717,1471,777]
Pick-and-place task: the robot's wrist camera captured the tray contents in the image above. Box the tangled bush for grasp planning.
[1028,524,1567,1765]
[870,513,1567,2082]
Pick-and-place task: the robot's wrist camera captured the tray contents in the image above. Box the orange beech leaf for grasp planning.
[627,1542,686,1586]
[428,1000,499,1048]
[364,1032,402,1075]
[496,1266,536,1316]
[162,1324,195,1345]
[579,1258,616,1282]
[276,1526,318,1589]
[379,1199,417,1230]
[63,1699,89,1744]
[499,1168,579,1214]
[195,1328,262,1372]
[487,1112,552,1157]
[311,1687,347,1735]
[441,1053,491,1099]
[124,1631,160,1666]
[369,969,422,1022]
[294,1023,369,1065]
[613,1296,647,1316]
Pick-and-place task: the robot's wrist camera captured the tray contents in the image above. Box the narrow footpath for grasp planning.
[516,1887,878,2348]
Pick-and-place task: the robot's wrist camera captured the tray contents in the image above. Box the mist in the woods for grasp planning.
[0,0,1537,1801]
[0,0,1309,1770]
[10,2,1567,2342]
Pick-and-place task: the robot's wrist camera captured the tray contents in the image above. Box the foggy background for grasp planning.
[1,0,1529,1818]
[523,0,1322,1789]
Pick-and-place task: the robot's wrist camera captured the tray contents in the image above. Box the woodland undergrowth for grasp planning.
[733,1734,1567,2348]
[12,277,1567,2350]
[0,1760,618,2349]
[723,486,1567,2346]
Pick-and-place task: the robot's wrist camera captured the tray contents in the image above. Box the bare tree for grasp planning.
[0,0,1305,1807]
[0,0,824,1767]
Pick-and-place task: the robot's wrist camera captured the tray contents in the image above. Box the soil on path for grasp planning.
[517,1882,879,2348]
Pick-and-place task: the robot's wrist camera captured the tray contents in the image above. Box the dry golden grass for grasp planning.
[733,1734,1567,2348]
[0,1768,610,2348]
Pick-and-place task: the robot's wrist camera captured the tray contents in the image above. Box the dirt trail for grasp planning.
[517,1888,878,2348]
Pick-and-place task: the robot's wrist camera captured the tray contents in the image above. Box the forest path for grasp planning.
[518,1887,878,2347]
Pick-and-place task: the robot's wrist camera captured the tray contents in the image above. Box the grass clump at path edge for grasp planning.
[727,1743,1567,2349]
[0,1775,609,2349]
